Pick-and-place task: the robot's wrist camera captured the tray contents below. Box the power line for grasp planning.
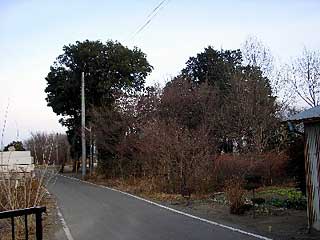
[146,0,167,19]
[129,0,171,41]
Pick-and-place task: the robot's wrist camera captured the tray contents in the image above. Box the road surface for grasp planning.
[48,175,267,240]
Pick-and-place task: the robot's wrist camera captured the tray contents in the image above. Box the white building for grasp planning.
[0,151,34,173]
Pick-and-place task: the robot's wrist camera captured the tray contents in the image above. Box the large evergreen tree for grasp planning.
[181,46,242,90]
[45,40,152,161]
[165,46,277,152]
[3,141,25,151]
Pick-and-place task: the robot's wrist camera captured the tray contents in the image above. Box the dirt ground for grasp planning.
[155,198,320,240]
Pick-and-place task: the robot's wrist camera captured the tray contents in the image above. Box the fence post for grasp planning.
[25,214,29,240]
[35,210,43,240]
[11,216,15,240]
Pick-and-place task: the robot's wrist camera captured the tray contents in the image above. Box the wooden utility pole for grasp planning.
[81,72,86,178]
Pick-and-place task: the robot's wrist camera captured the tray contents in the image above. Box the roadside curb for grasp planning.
[59,174,272,240]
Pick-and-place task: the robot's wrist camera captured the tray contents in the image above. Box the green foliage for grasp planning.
[46,40,152,122]
[181,46,242,90]
[261,188,307,210]
[45,40,152,159]
[165,46,278,153]
[3,141,25,151]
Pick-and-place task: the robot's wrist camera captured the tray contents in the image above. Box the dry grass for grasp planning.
[85,174,213,203]
[88,175,160,194]
[0,166,57,239]
[0,192,57,240]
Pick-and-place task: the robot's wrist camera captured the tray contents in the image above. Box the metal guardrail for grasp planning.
[0,206,46,240]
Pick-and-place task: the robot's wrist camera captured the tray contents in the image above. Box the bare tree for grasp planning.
[287,48,320,107]
[24,132,70,166]
[242,36,296,115]
[242,35,274,79]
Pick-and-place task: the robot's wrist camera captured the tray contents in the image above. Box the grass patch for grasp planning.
[257,187,307,210]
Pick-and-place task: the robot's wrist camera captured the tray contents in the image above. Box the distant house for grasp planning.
[287,106,320,231]
[0,150,34,173]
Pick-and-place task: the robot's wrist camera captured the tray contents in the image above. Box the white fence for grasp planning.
[0,151,34,173]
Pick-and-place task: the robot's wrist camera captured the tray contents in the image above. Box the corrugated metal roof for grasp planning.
[287,105,320,122]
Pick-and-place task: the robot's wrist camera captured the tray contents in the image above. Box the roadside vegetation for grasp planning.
[42,37,320,215]
[0,139,60,239]
[1,36,316,238]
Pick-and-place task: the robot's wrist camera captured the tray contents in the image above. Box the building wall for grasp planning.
[0,151,34,172]
[305,123,320,231]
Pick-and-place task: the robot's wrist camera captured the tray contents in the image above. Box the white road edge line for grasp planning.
[46,190,74,240]
[60,174,272,240]
[56,206,75,240]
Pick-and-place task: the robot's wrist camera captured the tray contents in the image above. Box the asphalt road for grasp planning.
[48,175,266,240]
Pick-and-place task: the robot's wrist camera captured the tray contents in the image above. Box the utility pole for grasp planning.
[89,126,93,175]
[56,133,59,166]
[81,71,86,178]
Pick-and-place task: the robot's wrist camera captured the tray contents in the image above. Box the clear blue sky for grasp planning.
[1,0,320,146]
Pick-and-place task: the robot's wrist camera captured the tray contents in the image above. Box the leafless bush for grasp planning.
[0,172,44,211]
[92,75,287,196]
[214,152,288,189]
[136,120,213,194]
[224,177,247,214]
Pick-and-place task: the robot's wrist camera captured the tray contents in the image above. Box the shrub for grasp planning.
[262,187,307,210]
[224,177,247,214]
[137,120,213,194]
[214,152,288,188]
[285,135,306,194]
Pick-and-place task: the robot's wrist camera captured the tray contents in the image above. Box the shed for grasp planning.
[287,106,320,231]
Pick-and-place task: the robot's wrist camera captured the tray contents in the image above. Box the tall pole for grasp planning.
[81,72,86,178]
[56,133,59,166]
[89,126,93,175]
